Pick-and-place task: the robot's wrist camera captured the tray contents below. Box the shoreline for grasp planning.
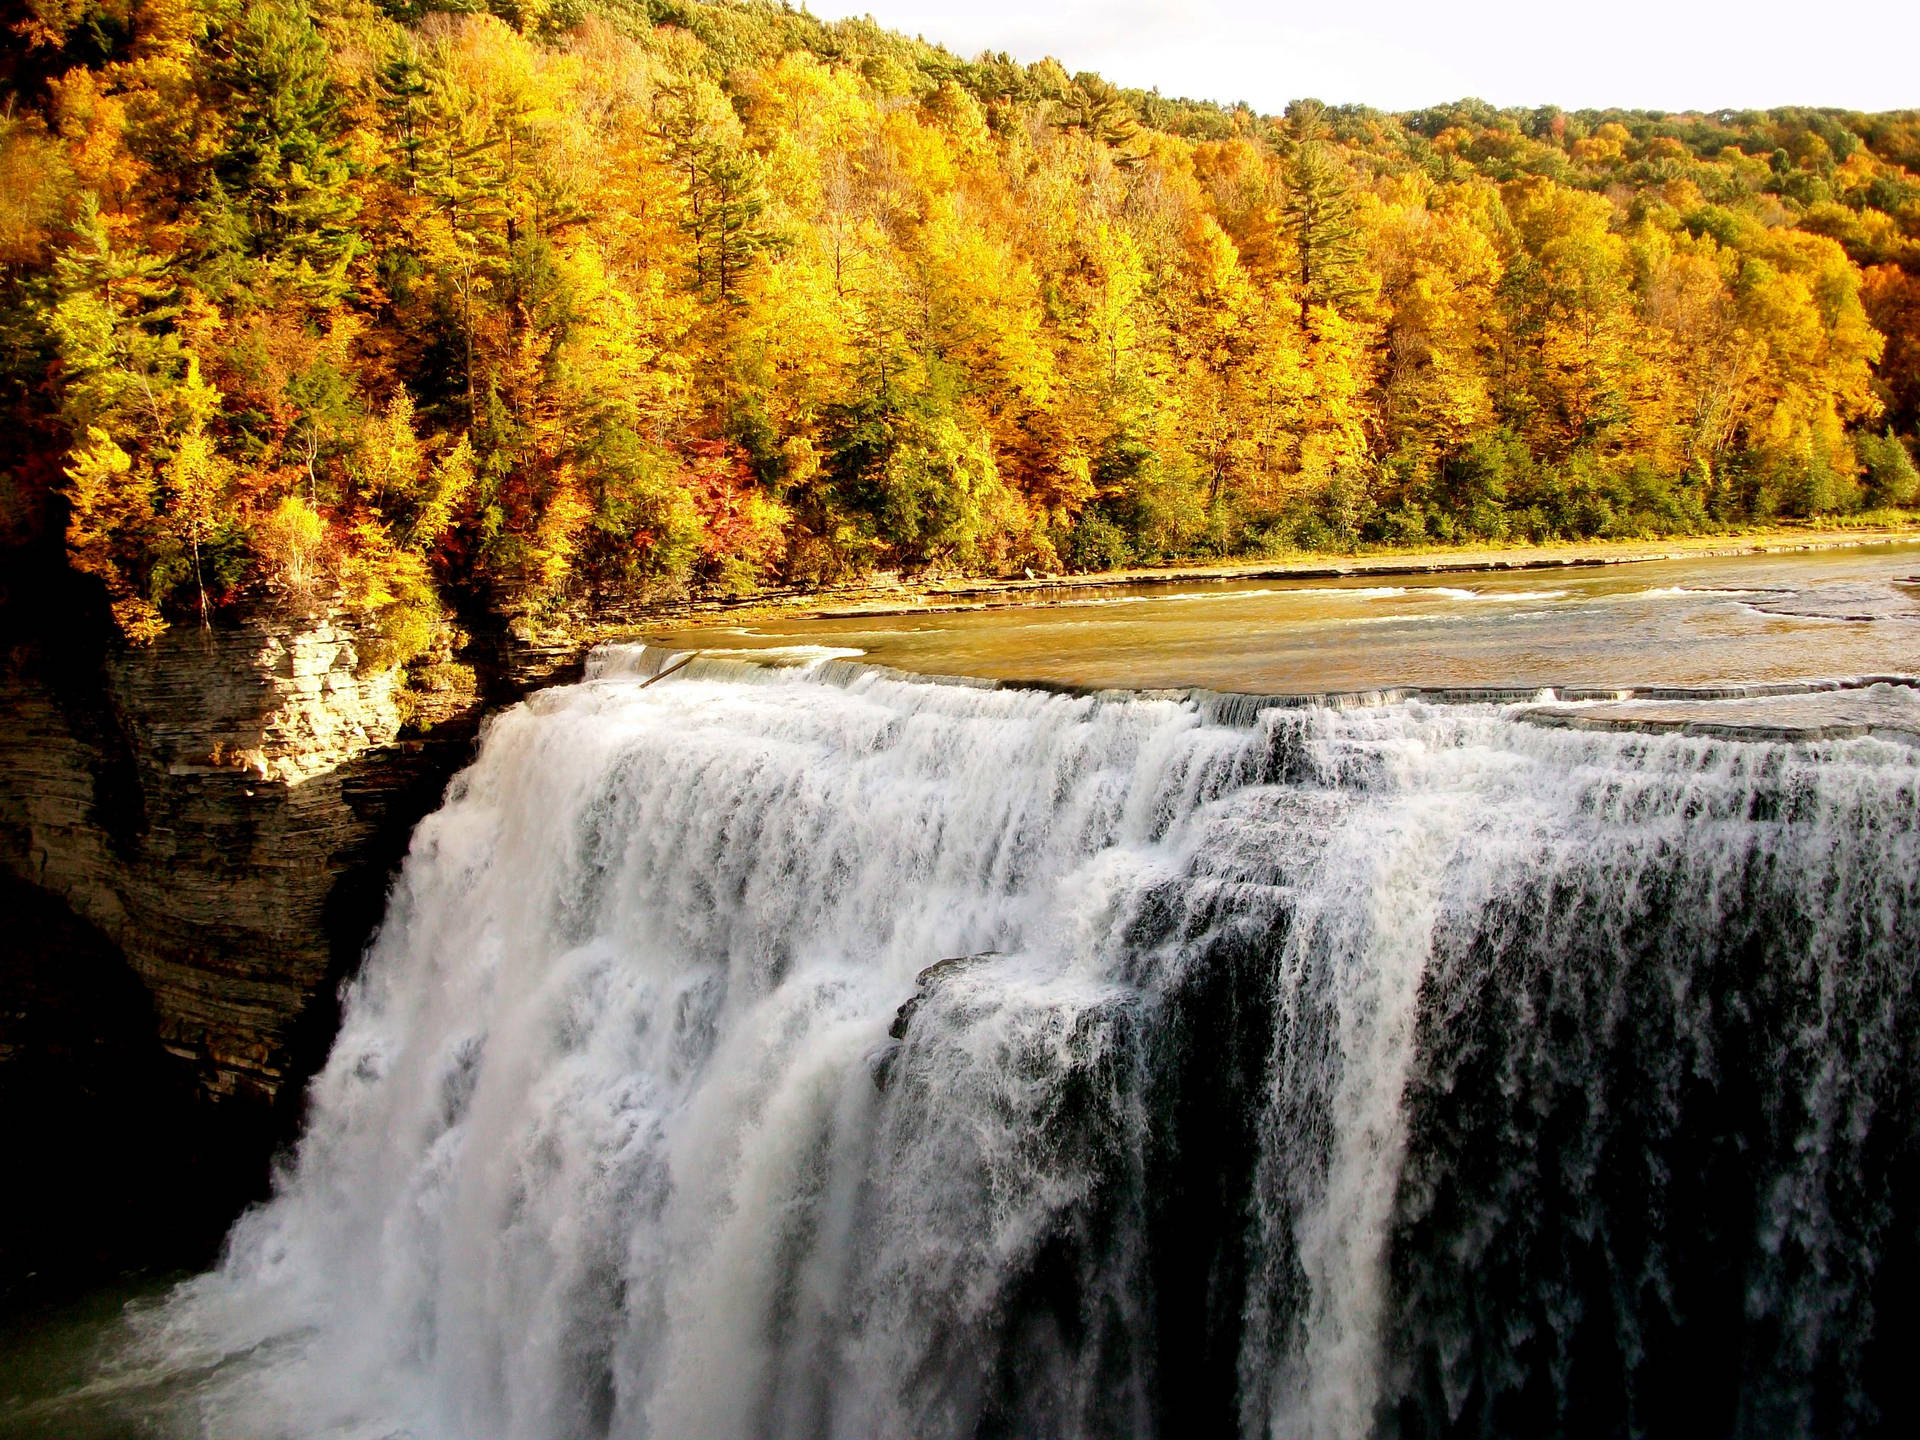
[599,522,1920,631]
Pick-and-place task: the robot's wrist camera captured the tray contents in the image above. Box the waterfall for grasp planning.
[111,649,1920,1440]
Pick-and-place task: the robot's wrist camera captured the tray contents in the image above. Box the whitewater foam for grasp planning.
[94,649,1920,1440]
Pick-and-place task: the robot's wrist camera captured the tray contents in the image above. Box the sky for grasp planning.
[807,1,1920,115]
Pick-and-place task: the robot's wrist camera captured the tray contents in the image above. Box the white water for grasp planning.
[100,649,1920,1440]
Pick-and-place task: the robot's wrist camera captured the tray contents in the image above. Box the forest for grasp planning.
[3,0,1919,659]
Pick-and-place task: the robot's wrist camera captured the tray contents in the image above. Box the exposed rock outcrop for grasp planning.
[5,612,405,1106]
[871,952,1004,1091]
[0,573,588,1298]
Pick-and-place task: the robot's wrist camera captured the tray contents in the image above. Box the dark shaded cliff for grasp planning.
[0,555,586,1304]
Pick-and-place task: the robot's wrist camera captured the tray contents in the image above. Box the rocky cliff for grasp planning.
[3,615,407,1100]
[0,567,585,1299]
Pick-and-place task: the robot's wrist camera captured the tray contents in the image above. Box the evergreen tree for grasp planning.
[203,0,359,297]
[1278,100,1364,328]
[48,198,185,436]
[378,36,431,193]
[658,80,770,310]
[701,146,768,309]
[1061,73,1142,160]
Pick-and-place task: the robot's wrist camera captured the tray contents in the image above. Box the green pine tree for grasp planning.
[378,35,431,194]
[701,145,768,309]
[203,0,360,300]
[1278,100,1364,328]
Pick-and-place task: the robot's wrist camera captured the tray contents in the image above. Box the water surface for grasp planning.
[645,544,1920,692]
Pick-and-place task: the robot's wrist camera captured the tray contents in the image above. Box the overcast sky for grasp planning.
[807,1,1920,115]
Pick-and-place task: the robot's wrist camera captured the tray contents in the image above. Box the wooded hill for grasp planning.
[3,0,1918,657]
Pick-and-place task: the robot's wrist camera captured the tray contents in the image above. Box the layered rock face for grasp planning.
[2,613,408,1106]
[0,579,583,1295]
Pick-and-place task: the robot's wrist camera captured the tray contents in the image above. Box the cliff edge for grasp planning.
[0,564,584,1300]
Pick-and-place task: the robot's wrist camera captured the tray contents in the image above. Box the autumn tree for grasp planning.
[6,0,1918,648]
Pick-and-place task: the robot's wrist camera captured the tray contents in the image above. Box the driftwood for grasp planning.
[637,651,702,688]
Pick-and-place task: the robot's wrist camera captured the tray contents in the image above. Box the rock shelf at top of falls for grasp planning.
[1521,678,1920,744]
[645,640,1920,744]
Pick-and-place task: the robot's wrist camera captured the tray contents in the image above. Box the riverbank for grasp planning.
[595,521,1920,633]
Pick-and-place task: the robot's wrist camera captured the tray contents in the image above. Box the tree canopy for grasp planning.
[2,0,1917,657]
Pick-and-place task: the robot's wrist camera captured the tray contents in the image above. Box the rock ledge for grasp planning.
[1519,679,1920,744]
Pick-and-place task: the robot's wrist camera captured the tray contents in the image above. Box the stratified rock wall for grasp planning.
[1,613,414,1109]
[0,555,590,1297]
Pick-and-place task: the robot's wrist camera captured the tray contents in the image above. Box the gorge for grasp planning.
[7,0,1920,1430]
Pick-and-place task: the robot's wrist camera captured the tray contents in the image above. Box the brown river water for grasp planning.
[643,543,1920,693]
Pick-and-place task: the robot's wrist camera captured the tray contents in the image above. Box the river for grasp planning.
[644,542,1920,693]
[3,542,1918,1440]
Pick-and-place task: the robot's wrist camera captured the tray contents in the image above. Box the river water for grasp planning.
[4,544,1919,1440]
[645,543,1920,693]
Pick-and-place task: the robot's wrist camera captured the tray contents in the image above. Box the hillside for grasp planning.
[3,0,1918,660]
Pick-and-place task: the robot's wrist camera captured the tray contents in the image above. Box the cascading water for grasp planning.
[104,648,1920,1440]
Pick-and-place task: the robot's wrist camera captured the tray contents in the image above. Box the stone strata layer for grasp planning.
[0,610,579,1112]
